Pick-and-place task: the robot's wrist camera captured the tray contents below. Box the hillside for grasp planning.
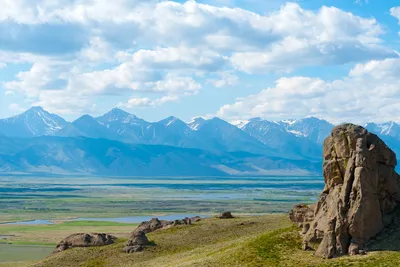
[27,214,400,267]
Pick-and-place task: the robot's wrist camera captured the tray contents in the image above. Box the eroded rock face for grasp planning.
[54,233,116,253]
[291,124,400,258]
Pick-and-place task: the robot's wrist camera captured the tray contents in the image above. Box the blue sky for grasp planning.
[0,0,400,124]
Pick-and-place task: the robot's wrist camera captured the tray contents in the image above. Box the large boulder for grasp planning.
[290,124,400,258]
[53,233,116,253]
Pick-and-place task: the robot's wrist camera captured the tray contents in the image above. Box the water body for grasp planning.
[2,219,55,225]
[1,175,324,224]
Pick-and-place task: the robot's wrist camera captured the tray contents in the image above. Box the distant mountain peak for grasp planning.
[29,106,45,111]
[0,106,67,137]
[188,117,206,131]
[97,108,139,123]
[158,116,187,128]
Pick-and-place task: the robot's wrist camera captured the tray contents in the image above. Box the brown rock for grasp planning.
[191,216,201,222]
[292,124,400,258]
[218,212,234,219]
[134,218,173,234]
[53,233,116,253]
[123,231,151,253]
[128,231,150,246]
[289,204,315,231]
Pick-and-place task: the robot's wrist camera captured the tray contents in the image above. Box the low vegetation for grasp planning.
[3,215,395,267]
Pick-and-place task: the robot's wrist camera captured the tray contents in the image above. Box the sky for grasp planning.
[0,0,400,124]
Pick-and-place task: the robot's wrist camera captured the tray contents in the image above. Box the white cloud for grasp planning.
[391,7,400,22]
[1,1,398,115]
[118,95,179,108]
[216,58,400,124]
[4,90,14,96]
[8,103,24,112]
[391,6,400,36]
[207,72,238,87]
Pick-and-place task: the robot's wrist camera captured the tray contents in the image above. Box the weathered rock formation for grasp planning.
[290,124,400,258]
[134,218,173,234]
[53,233,116,253]
[289,204,315,234]
[123,231,151,253]
[218,211,234,219]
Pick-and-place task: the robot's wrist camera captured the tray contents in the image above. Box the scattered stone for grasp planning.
[53,233,116,253]
[173,217,192,226]
[218,212,234,219]
[289,124,400,259]
[133,216,199,235]
[123,245,144,253]
[191,216,201,222]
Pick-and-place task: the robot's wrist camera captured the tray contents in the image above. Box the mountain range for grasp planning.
[0,107,399,176]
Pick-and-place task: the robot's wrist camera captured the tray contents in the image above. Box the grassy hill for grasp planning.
[15,214,400,267]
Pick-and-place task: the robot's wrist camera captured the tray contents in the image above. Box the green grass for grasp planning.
[0,221,138,245]
[28,215,400,267]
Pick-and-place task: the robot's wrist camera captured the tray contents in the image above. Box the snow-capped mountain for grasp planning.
[278,117,334,144]
[96,108,151,143]
[365,122,400,140]
[238,118,322,159]
[1,106,399,176]
[0,106,68,138]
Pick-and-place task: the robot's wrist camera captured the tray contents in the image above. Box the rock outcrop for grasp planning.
[54,233,116,253]
[290,124,400,258]
[134,218,173,234]
[133,216,199,234]
[123,231,151,253]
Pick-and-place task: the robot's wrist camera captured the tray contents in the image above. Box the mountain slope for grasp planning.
[0,107,68,138]
[238,118,322,160]
[279,117,334,144]
[0,136,321,176]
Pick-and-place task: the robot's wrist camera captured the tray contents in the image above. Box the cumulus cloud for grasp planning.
[391,6,400,36]
[216,58,400,124]
[118,95,179,108]
[0,1,398,115]
[207,71,238,88]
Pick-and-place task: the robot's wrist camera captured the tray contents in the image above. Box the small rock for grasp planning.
[191,216,201,222]
[123,245,144,253]
[218,212,234,219]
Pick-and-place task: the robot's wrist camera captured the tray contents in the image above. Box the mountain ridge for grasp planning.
[1,107,399,176]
